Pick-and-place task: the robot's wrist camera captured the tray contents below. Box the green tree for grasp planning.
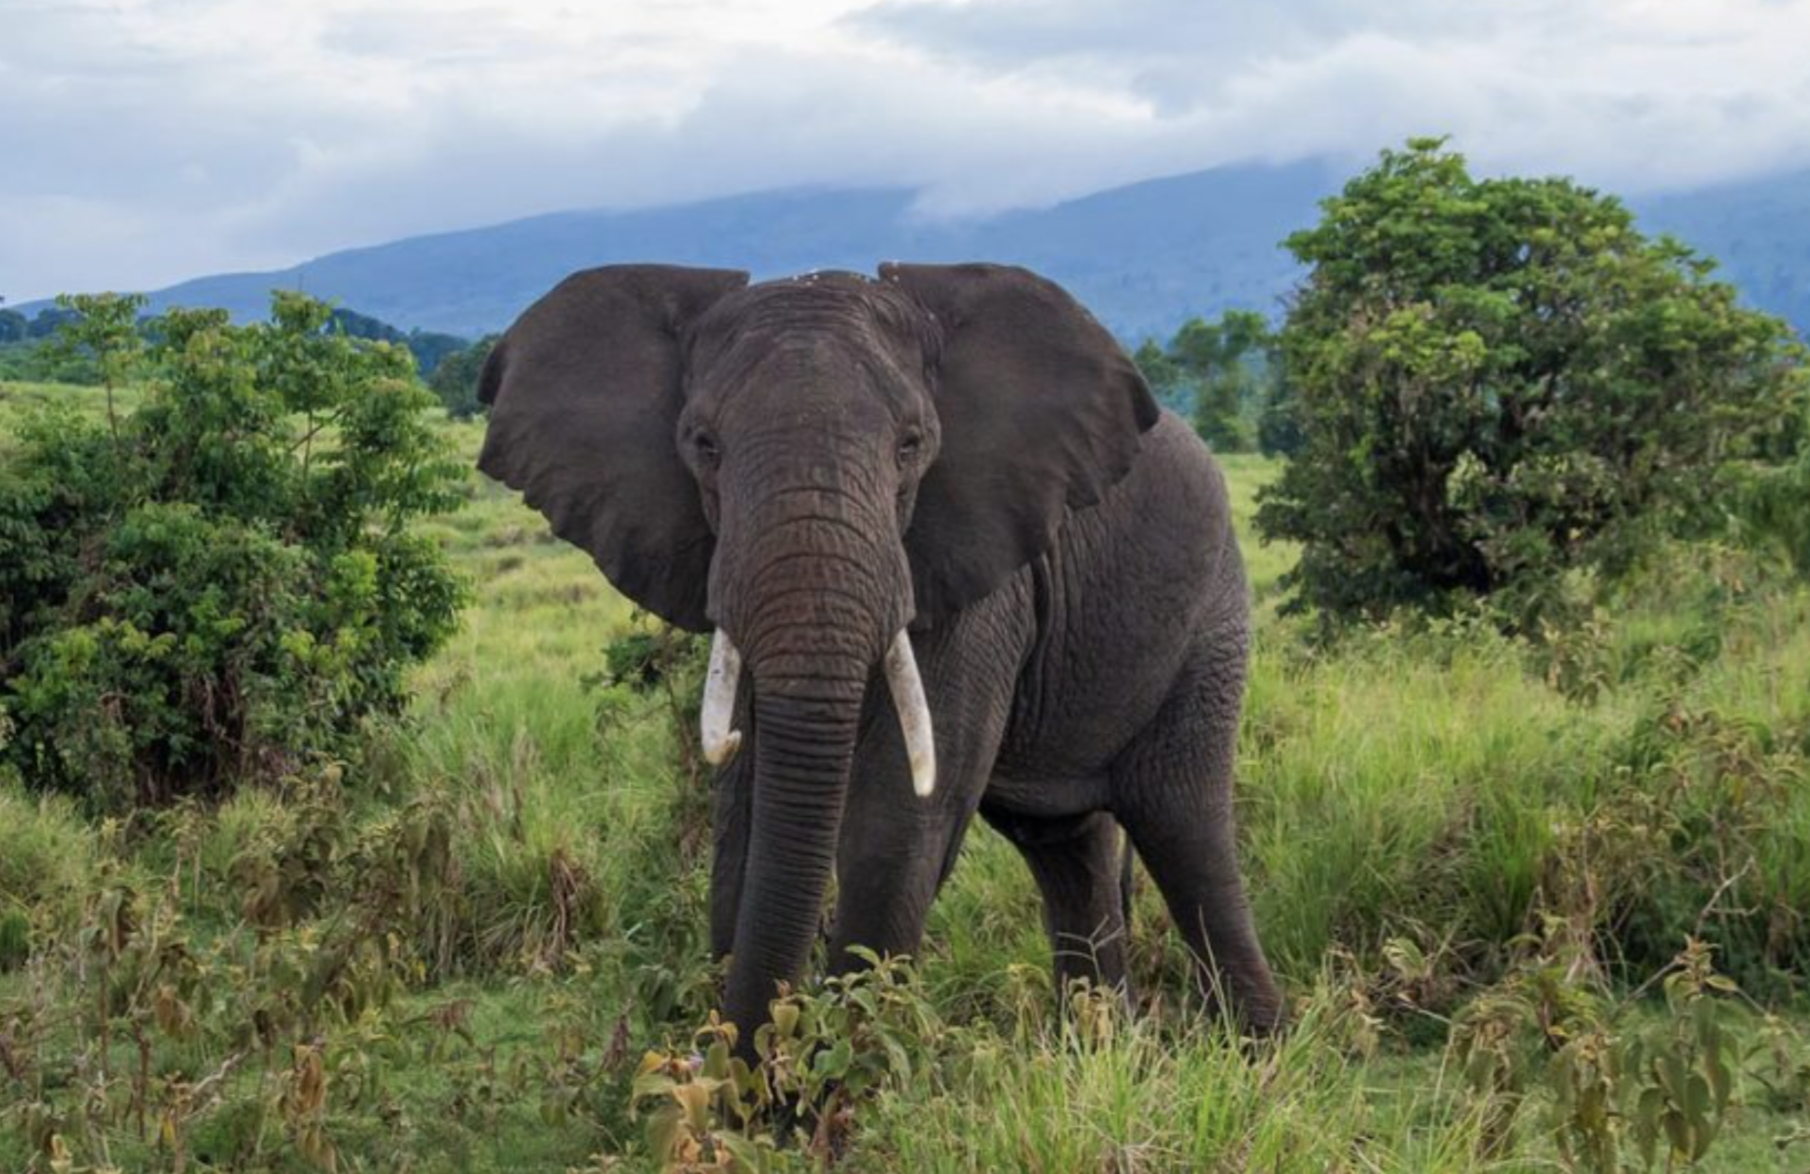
[1131,337,1188,413]
[324,306,468,377]
[25,306,80,340]
[1133,311,1278,450]
[1169,309,1272,452]
[0,293,467,809]
[1256,138,1805,625]
[1736,397,1810,576]
[1255,367,1305,458]
[47,292,147,444]
[427,334,499,419]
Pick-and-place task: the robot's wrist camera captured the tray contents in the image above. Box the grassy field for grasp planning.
[2,387,1808,1172]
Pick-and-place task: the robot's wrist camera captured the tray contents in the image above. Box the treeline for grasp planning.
[0,297,494,417]
[1132,309,1297,456]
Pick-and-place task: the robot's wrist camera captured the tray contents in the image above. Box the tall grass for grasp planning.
[2,392,1806,1172]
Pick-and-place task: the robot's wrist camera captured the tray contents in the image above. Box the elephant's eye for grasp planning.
[694,433,721,465]
[898,430,923,464]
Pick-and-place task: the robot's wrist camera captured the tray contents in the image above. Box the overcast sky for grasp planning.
[6,0,1810,303]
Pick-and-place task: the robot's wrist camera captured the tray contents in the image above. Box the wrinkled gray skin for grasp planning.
[478,263,1283,1048]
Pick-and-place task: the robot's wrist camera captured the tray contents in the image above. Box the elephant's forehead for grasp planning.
[712,272,889,325]
[688,278,933,396]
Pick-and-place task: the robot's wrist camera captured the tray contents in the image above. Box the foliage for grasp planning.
[46,293,145,388]
[0,297,141,385]
[594,622,719,1031]
[1241,543,1810,1004]
[1132,309,1280,451]
[46,292,146,450]
[0,292,467,809]
[0,771,501,1173]
[0,300,470,387]
[1255,364,1306,459]
[1130,338,1185,412]
[631,950,943,1170]
[325,306,471,378]
[1256,138,1807,626]
[5,390,1810,1172]
[1173,308,1273,451]
[1733,398,1810,577]
[427,334,499,419]
[13,304,82,340]
[0,304,25,344]
[0,339,99,386]
[1452,938,1744,1171]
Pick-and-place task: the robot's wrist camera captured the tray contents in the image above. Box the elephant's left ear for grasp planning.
[879,263,1161,621]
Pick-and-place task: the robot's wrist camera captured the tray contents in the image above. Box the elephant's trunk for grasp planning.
[708,455,917,1044]
[721,641,868,1041]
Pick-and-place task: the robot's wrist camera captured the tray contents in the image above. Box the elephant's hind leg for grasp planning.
[1111,632,1283,1034]
[982,805,1133,1001]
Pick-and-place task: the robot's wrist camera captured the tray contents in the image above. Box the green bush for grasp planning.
[0,292,467,809]
[1256,138,1806,626]
[1735,399,1810,577]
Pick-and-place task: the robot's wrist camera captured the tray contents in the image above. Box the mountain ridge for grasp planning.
[16,159,1810,344]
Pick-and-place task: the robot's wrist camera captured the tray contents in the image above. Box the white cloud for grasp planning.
[4,0,1809,302]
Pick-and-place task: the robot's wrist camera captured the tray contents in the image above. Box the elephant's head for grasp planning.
[478,263,1157,1033]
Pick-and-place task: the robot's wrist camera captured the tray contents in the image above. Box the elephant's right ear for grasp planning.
[478,264,749,632]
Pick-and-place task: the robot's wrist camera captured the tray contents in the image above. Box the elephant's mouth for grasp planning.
[699,627,937,797]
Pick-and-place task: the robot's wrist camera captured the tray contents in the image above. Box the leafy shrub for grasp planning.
[1256,138,1806,626]
[0,292,467,809]
[1451,938,1747,1172]
[1735,399,1810,577]
[632,950,945,1169]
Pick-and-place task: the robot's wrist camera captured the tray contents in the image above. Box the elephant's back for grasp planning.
[996,410,1246,777]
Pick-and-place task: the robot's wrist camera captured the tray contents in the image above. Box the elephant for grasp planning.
[477,262,1284,1045]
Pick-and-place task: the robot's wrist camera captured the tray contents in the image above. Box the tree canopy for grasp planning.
[0,293,467,809]
[1256,138,1807,624]
[1132,308,1281,452]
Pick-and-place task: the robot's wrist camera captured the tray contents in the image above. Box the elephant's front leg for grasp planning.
[827,599,1028,968]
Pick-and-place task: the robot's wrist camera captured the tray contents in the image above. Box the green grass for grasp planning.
[2,381,1807,1172]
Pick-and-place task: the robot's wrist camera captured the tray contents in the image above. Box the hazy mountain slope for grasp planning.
[140,187,930,340]
[31,160,1810,344]
[1634,167,1810,340]
[127,162,1339,342]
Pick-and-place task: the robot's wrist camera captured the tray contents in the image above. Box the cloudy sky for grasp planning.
[6,0,1810,303]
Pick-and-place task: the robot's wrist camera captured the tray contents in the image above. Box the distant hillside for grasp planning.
[100,162,1342,343]
[20,160,1810,344]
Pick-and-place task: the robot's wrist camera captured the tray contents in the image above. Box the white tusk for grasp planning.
[701,629,743,766]
[884,630,937,798]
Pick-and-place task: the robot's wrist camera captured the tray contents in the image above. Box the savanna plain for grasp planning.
[2,378,1808,1172]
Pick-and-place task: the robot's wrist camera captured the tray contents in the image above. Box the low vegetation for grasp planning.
[3,139,1808,1171]
[3,414,1806,1170]
[0,295,466,809]
[0,295,490,418]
